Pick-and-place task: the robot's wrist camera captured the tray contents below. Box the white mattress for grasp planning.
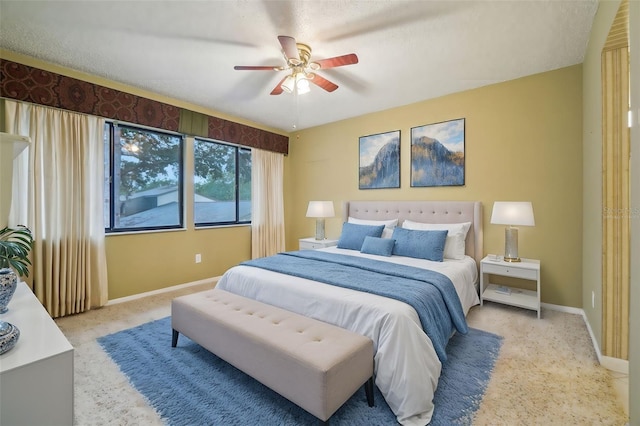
[216,248,479,425]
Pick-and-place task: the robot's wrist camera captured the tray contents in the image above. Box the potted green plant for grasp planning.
[0,225,33,313]
[0,226,33,276]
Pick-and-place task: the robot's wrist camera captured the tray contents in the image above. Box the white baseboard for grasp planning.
[580,308,604,364]
[601,356,629,374]
[541,302,584,315]
[542,302,628,373]
[106,276,220,306]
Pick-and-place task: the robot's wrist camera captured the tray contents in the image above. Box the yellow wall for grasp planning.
[0,50,284,300]
[285,65,584,307]
[106,226,250,299]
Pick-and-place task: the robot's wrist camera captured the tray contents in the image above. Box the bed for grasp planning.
[217,200,483,425]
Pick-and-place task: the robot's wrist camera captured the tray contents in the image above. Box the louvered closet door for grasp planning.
[601,0,630,361]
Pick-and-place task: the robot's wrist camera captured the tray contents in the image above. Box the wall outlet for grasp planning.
[195,254,201,264]
[592,291,595,309]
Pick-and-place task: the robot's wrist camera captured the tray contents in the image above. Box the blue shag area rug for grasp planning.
[98,317,502,425]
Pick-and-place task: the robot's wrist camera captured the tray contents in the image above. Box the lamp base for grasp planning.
[315,218,326,240]
[504,226,521,262]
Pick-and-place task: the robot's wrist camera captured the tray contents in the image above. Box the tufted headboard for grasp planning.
[343,200,483,266]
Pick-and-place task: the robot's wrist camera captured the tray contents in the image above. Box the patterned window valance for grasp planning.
[0,59,289,154]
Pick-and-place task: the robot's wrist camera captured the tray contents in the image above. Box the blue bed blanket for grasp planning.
[241,250,468,362]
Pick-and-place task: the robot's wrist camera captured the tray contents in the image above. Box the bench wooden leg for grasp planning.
[365,376,374,407]
[171,329,179,347]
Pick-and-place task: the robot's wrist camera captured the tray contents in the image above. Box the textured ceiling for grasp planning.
[0,0,598,132]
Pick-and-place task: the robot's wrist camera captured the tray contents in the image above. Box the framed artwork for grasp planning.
[359,130,400,189]
[410,118,465,187]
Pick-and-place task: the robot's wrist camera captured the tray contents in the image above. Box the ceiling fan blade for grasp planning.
[270,77,288,95]
[309,74,339,92]
[313,54,359,69]
[278,35,300,61]
[234,65,282,71]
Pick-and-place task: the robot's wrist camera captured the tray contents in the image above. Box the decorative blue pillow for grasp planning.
[391,227,448,261]
[337,223,385,250]
[360,236,395,257]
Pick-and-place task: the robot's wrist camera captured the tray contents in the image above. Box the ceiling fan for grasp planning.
[234,35,358,95]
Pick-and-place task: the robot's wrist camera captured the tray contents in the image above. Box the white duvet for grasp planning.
[216,247,479,425]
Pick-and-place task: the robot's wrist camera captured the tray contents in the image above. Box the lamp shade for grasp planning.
[490,202,535,226]
[306,201,335,218]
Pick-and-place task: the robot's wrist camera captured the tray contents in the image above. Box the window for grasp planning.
[104,123,184,232]
[194,138,251,226]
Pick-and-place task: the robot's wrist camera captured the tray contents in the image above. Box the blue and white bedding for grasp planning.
[217,246,479,426]
[241,250,468,362]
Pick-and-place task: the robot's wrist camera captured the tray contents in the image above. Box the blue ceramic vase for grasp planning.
[0,320,20,354]
[0,268,18,314]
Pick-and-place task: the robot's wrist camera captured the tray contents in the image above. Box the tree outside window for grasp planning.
[104,124,183,232]
[194,139,251,225]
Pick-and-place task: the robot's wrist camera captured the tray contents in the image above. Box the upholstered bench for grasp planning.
[171,289,375,425]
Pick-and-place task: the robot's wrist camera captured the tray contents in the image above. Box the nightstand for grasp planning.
[299,237,338,250]
[480,255,541,318]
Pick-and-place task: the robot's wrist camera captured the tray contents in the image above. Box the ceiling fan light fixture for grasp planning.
[297,79,310,94]
[281,75,295,93]
[295,73,310,94]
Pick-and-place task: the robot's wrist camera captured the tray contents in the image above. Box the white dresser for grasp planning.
[0,282,74,425]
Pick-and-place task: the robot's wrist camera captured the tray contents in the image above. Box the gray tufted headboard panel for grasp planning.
[342,200,483,266]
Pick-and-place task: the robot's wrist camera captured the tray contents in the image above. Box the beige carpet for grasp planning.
[55,281,628,425]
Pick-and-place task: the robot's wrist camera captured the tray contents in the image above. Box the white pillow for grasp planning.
[402,220,471,260]
[348,217,398,239]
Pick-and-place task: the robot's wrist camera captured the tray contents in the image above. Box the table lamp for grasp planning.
[306,201,334,240]
[490,201,535,262]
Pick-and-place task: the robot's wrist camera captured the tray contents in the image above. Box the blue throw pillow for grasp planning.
[391,227,448,261]
[337,223,385,250]
[360,236,395,257]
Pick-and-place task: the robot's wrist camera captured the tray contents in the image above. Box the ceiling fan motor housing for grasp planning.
[291,43,312,67]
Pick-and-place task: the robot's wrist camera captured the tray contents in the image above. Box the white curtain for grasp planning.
[251,148,285,258]
[4,100,108,317]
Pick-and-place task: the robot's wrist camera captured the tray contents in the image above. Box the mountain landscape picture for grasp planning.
[359,130,400,189]
[410,118,465,187]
